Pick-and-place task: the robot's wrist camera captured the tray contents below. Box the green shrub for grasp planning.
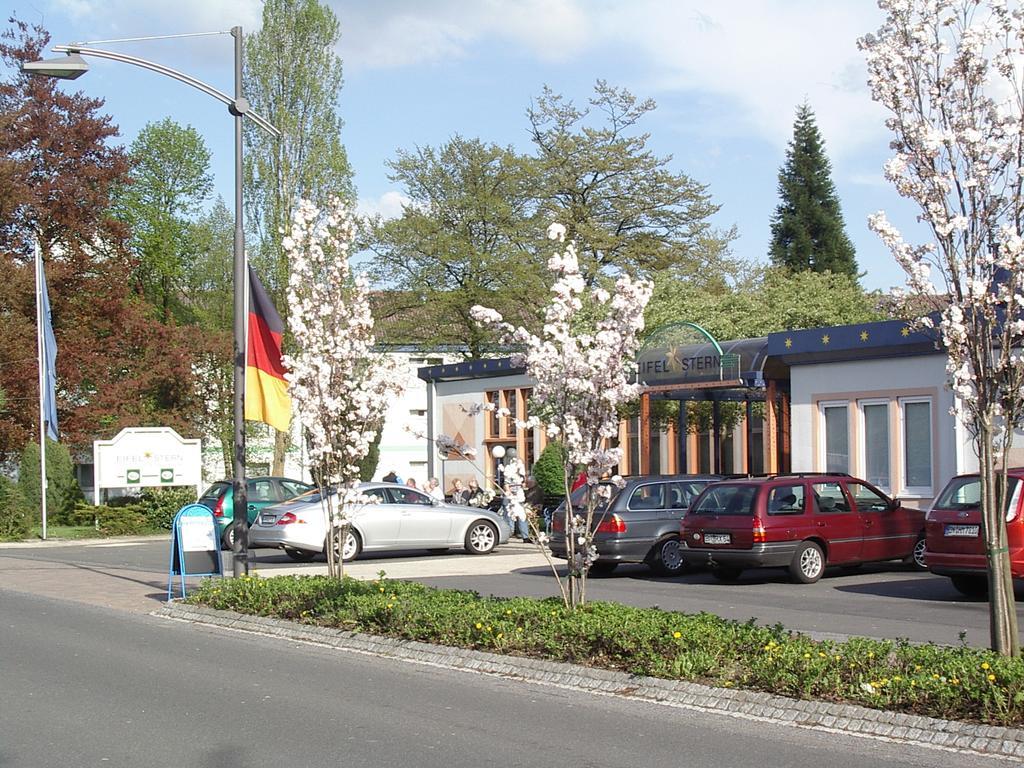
[17,440,82,525]
[94,504,151,536]
[532,442,568,498]
[136,487,198,530]
[189,575,1024,727]
[68,502,99,527]
[0,476,30,540]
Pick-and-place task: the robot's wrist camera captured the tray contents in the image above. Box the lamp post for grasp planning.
[23,29,280,577]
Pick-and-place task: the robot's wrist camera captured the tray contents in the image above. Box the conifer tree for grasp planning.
[769,104,858,277]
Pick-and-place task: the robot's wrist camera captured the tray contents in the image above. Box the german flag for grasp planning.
[245,266,291,432]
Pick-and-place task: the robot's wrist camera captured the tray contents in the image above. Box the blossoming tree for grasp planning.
[283,198,405,578]
[472,223,652,607]
[860,0,1024,655]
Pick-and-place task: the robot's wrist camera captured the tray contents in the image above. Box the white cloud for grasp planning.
[331,0,591,71]
[357,190,410,220]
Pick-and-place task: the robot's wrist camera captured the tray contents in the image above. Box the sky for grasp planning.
[7,0,926,292]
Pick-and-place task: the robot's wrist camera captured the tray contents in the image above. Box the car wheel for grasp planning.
[950,574,988,598]
[284,546,316,562]
[910,535,928,571]
[221,522,239,551]
[649,536,687,576]
[789,541,825,584]
[465,521,498,555]
[589,561,618,576]
[326,528,362,562]
[711,566,743,582]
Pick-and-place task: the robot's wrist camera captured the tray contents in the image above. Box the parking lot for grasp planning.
[1,536,1020,648]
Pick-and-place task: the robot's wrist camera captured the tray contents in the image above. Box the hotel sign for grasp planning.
[93,427,203,504]
[637,323,741,389]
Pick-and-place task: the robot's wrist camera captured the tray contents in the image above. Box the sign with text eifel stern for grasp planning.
[93,427,202,504]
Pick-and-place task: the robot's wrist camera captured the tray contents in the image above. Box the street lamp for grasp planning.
[23,29,280,577]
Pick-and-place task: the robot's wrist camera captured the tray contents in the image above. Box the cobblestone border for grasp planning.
[159,602,1024,761]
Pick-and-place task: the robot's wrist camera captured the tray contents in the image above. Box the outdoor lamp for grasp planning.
[491,445,506,459]
[21,53,89,79]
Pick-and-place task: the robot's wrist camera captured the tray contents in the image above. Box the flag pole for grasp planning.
[34,239,48,541]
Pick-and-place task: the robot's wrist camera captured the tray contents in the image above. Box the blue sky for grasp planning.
[8,0,925,291]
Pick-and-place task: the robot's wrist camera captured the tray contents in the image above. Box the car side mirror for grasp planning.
[888,497,901,511]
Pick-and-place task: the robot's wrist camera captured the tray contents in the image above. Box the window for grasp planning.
[280,480,311,497]
[628,483,665,510]
[485,390,501,437]
[247,479,276,502]
[387,487,433,505]
[690,485,756,516]
[901,398,932,494]
[811,482,849,513]
[861,401,890,491]
[821,402,849,473]
[767,484,805,515]
[847,481,890,512]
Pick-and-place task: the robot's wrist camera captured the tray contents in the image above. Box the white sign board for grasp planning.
[93,427,202,505]
[179,514,217,552]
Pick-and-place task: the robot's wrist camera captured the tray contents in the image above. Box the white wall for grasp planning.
[789,353,962,506]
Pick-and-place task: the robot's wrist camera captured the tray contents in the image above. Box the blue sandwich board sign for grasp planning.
[167,503,223,600]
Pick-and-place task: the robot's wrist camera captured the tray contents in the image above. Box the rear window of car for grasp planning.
[568,484,615,512]
[934,476,1020,511]
[674,481,711,509]
[199,482,229,501]
[280,480,312,497]
[690,484,756,516]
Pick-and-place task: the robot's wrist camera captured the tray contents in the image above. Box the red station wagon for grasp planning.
[681,474,927,583]
[925,469,1024,597]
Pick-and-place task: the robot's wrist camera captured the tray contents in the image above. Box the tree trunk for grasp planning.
[272,428,288,476]
[980,423,1020,656]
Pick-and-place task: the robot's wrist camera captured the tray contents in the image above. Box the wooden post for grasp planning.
[712,399,722,474]
[781,391,791,474]
[745,399,754,475]
[640,392,651,475]
[678,402,688,474]
[765,380,779,474]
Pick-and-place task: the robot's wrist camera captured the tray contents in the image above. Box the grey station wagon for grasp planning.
[548,474,722,575]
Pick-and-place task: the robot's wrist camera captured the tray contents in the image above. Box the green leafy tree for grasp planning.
[367,137,544,355]
[17,439,81,524]
[114,118,213,321]
[769,104,858,277]
[529,80,733,286]
[244,0,354,473]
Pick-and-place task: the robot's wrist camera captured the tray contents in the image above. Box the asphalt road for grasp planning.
[2,538,1021,648]
[0,589,1009,768]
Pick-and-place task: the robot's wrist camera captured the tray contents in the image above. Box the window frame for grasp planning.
[899,396,933,497]
[858,398,891,493]
[818,400,851,474]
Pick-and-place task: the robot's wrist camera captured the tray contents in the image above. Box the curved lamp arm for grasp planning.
[52,44,280,138]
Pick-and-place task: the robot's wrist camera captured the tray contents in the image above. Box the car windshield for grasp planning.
[934,476,1019,511]
[689,484,757,516]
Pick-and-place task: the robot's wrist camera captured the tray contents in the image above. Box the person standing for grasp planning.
[425,477,445,501]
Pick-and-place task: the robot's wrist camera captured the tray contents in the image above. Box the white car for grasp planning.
[248,481,512,562]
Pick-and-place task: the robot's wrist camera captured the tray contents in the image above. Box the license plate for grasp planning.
[704,533,731,545]
[259,514,276,526]
[944,524,979,538]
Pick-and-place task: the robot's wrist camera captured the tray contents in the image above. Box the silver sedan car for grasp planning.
[248,481,511,562]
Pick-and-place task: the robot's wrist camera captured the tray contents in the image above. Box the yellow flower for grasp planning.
[932,674,940,680]
[988,674,996,682]
[379,587,385,593]
[475,622,482,629]
[486,626,492,632]
[803,653,811,659]
[834,655,841,661]
[868,652,874,659]
[506,609,513,615]
[982,662,991,670]
[723,681,733,687]
[914,665,922,671]
[673,631,682,639]
[893,676,902,682]
[818,652,827,658]
[950,678,959,685]
[516,627,523,633]
[496,633,503,639]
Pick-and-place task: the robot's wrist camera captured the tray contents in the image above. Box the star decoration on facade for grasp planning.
[901,326,911,337]
[665,346,682,372]
[860,331,869,342]
[784,337,793,349]
[821,334,830,345]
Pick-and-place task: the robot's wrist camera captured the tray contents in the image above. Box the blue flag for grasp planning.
[38,257,58,442]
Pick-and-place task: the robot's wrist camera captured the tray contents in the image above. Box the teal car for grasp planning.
[198,476,314,549]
